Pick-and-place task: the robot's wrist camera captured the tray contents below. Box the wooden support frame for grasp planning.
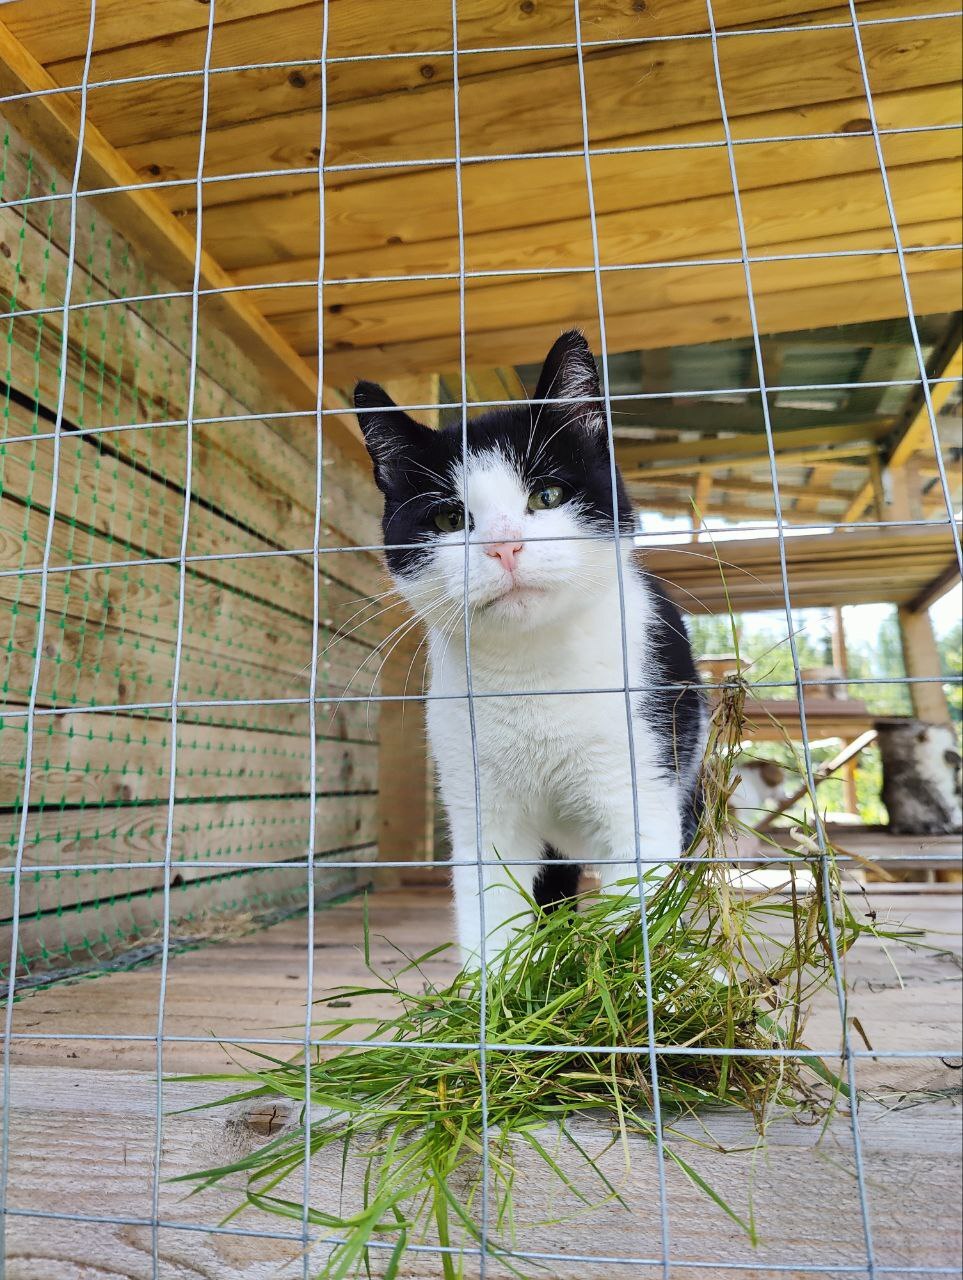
[754,730,878,833]
[897,603,954,726]
[619,422,880,474]
[844,342,963,522]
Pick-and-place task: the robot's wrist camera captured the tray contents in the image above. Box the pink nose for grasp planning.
[484,541,523,573]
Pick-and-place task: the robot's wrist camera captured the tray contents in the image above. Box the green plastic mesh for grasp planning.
[0,128,379,987]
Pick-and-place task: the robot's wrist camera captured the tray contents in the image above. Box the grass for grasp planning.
[172,566,921,1277]
[171,677,918,1278]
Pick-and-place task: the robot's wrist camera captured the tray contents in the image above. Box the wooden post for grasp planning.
[868,450,886,522]
[888,456,924,522]
[831,607,860,814]
[888,451,953,725]
[897,604,953,726]
[375,604,434,887]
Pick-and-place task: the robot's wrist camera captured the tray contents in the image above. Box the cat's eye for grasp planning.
[527,485,564,512]
[434,506,466,533]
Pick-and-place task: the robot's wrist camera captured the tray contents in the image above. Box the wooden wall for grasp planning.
[0,125,389,978]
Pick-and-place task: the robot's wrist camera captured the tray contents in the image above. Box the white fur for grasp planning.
[915,724,963,828]
[394,453,702,965]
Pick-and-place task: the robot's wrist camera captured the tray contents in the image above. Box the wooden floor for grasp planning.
[4,885,962,1278]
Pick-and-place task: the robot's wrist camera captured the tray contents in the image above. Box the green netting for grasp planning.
[0,128,379,987]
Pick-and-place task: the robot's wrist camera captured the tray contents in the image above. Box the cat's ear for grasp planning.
[533,329,603,433]
[354,381,432,491]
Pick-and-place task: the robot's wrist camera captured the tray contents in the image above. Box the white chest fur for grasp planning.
[424,567,682,960]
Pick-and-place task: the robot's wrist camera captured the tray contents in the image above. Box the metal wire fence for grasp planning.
[0,0,961,1276]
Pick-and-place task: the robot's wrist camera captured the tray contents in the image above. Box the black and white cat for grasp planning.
[355,330,706,965]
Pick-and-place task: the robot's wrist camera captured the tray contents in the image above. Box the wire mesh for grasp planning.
[0,0,961,1276]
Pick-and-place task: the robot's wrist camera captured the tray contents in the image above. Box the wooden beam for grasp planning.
[889,455,926,522]
[868,450,887,522]
[613,401,889,437]
[897,604,954,726]
[890,345,963,472]
[0,17,367,468]
[374,605,434,887]
[844,343,963,521]
[755,730,878,832]
[831,606,859,815]
[631,473,850,502]
[620,422,881,470]
[908,561,963,614]
[634,495,810,525]
[322,261,961,385]
[624,445,873,479]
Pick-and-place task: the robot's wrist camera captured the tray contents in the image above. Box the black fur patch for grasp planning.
[640,579,706,847]
[353,399,634,579]
[533,845,582,913]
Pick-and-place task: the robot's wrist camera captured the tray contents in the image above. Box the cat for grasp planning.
[355,330,706,966]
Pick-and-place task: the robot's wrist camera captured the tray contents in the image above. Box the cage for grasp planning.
[0,0,961,1277]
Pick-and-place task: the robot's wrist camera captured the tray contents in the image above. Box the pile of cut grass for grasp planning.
[174,851,914,1279]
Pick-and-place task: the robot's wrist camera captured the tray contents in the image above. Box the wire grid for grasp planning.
[0,0,960,1276]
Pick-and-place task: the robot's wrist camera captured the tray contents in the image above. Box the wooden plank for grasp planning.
[2,0,921,77]
[0,712,379,808]
[111,15,961,199]
[621,421,882,469]
[3,792,378,872]
[266,183,963,354]
[213,79,959,275]
[845,343,963,520]
[3,858,370,980]
[822,823,963,865]
[0,18,368,469]
[318,262,963,382]
[2,879,960,1274]
[232,151,961,312]
[634,473,847,502]
[0,436,386,645]
[1,597,377,741]
[34,0,919,152]
[271,184,962,360]
[374,605,432,887]
[0,161,384,561]
[0,793,379,919]
[628,443,872,478]
[0,498,384,683]
[643,526,963,613]
[3,1065,959,1277]
[6,883,958,1070]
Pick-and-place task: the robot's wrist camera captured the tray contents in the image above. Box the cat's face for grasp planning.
[355,330,634,633]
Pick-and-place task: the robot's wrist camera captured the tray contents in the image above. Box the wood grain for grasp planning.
[3,886,960,1276]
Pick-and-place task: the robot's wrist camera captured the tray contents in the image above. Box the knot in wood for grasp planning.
[243,1102,291,1136]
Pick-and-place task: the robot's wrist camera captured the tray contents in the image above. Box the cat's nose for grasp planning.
[484,541,523,573]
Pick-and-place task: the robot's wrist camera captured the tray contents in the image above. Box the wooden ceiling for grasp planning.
[1,0,960,387]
